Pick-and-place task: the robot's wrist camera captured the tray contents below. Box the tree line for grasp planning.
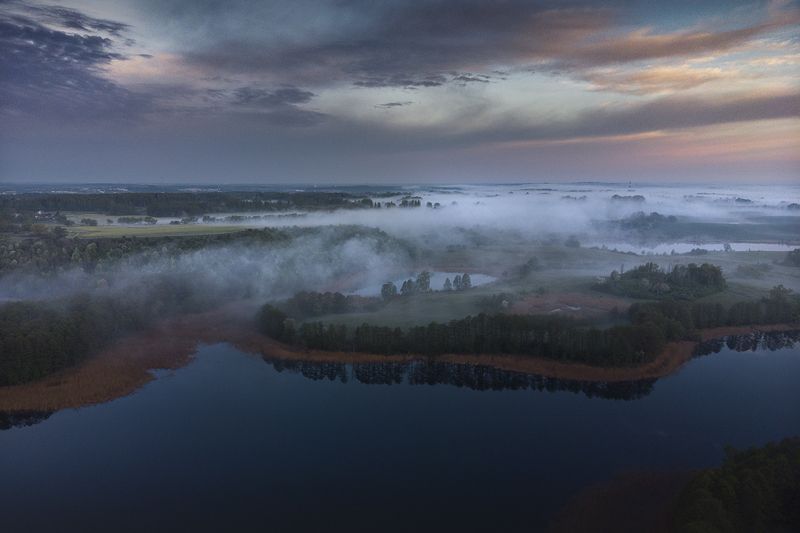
[281,290,382,319]
[629,285,800,343]
[258,305,667,367]
[596,262,726,299]
[258,285,799,367]
[0,226,291,275]
[0,276,216,386]
[381,271,473,299]
[671,437,800,532]
[1,224,408,276]
[0,191,381,218]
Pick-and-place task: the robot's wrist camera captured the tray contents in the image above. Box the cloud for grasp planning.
[232,86,315,107]
[25,3,130,36]
[353,74,447,89]
[374,101,413,109]
[452,74,491,85]
[556,14,800,69]
[177,1,611,86]
[170,0,798,89]
[0,0,149,120]
[230,86,325,126]
[581,66,743,95]
[479,90,800,146]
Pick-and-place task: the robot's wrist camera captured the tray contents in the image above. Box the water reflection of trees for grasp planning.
[0,410,52,431]
[694,331,799,357]
[265,357,656,400]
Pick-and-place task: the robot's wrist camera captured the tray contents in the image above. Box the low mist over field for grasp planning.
[1,183,798,309]
[2,0,799,531]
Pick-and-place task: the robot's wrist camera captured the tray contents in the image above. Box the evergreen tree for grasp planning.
[381,282,398,300]
[416,271,431,292]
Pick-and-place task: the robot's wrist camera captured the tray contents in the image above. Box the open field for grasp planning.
[313,246,797,329]
[68,224,249,238]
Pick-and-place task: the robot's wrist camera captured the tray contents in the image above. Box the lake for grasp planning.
[587,241,798,254]
[1,332,798,532]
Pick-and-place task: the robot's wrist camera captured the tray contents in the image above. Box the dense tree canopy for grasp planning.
[0,276,216,385]
[259,286,798,367]
[258,304,666,367]
[597,262,726,299]
[0,191,381,218]
[672,437,800,532]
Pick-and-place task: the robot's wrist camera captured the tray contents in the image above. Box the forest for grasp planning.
[258,286,800,366]
[259,304,666,366]
[0,276,215,385]
[0,224,408,276]
[596,262,727,299]
[629,285,800,337]
[672,437,800,532]
[0,191,380,218]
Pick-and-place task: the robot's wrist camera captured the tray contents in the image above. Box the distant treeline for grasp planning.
[785,248,800,267]
[672,437,800,532]
[0,276,215,386]
[596,262,726,299]
[258,286,799,366]
[0,227,291,274]
[0,225,408,276]
[0,191,376,218]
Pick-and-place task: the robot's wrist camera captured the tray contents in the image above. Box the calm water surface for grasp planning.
[1,334,799,532]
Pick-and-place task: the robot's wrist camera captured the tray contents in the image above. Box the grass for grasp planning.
[68,224,248,239]
[313,247,799,329]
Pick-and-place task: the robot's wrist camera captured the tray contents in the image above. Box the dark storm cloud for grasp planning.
[353,74,447,89]
[0,1,148,120]
[0,1,326,127]
[229,86,326,126]
[455,91,800,147]
[374,101,413,109]
[25,3,129,36]
[232,86,315,107]
[173,0,798,87]
[452,74,491,84]
[179,1,611,86]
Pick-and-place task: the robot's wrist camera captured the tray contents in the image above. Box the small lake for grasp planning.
[1,332,799,532]
[588,241,798,254]
[352,271,497,296]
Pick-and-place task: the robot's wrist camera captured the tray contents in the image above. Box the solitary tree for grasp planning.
[416,271,431,292]
[453,275,462,290]
[400,279,415,295]
[443,277,452,291]
[381,282,398,300]
[461,273,472,289]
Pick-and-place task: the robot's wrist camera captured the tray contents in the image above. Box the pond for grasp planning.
[1,332,799,532]
[587,241,798,254]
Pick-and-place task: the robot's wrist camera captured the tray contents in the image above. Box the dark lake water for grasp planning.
[1,332,799,532]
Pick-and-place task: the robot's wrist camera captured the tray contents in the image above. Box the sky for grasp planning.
[0,0,798,184]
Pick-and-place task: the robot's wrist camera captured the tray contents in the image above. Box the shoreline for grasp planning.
[0,311,796,413]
